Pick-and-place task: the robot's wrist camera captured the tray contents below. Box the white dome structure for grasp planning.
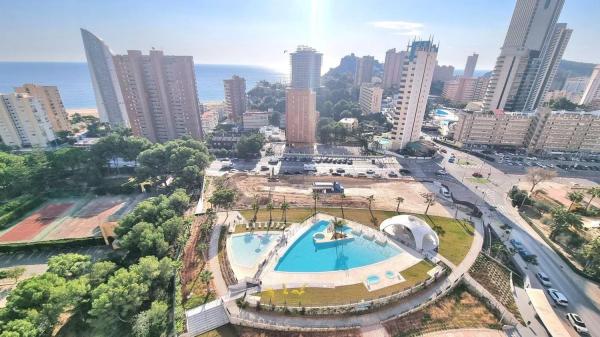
[380,215,439,251]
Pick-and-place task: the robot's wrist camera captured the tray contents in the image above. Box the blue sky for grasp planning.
[1,0,598,72]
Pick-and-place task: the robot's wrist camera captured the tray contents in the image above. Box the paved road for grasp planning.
[434,145,600,337]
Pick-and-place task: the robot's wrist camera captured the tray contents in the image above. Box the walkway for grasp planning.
[207,211,243,297]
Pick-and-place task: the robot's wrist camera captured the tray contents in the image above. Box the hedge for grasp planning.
[518,211,600,284]
[0,196,45,229]
[0,237,105,253]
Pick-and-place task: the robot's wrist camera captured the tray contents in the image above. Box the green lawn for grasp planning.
[467,177,490,184]
[259,260,435,306]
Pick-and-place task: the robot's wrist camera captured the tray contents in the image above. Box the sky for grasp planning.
[1,0,599,73]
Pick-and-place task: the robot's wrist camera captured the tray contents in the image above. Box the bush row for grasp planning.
[0,195,45,229]
[0,237,105,253]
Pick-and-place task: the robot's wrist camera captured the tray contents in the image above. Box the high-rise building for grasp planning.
[354,56,375,86]
[14,84,71,132]
[359,84,383,114]
[523,23,572,111]
[286,46,321,145]
[285,89,317,145]
[463,53,479,78]
[562,76,589,96]
[580,65,600,108]
[223,75,247,121]
[483,0,569,112]
[473,75,491,101]
[442,77,478,103]
[382,48,405,89]
[390,40,438,150]
[290,46,322,90]
[0,93,56,148]
[80,29,128,126]
[112,49,202,142]
[432,64,455,82]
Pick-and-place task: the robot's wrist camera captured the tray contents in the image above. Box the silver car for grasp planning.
[536,271,552,287]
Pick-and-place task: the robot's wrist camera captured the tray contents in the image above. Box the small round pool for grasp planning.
[366,275,380,285]
[385,271,396,279]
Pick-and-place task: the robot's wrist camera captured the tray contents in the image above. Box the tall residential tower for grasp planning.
[354,56,375,86]
[483,0,570,112]
[390,40,438,150]
[80,29,128,126]
[286,46,321,145]
[224,75,247,121]
[463,53,479,78]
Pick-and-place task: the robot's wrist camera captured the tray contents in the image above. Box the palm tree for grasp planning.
[366,195,376,226]
[586,187,600,210]
[340,193,346,219]
[199,270,213,297]
[280,198,290,226]
[423,193,435,215]
[567,191,584,211]
[395,196,405,214]
[266,202,274,226]
[251,195,260,223]
[550,207,583,240]
[332,217,346,239]
[196,242,209,260]
[312,191,320,216]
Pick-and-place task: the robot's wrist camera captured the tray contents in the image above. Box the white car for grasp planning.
[566,313,589,335]
[547,288,568,306]
[535,271,552,287]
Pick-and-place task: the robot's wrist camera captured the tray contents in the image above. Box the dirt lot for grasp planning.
[518,178,600,209]
[0,203,74,242]
[227,174,454,218]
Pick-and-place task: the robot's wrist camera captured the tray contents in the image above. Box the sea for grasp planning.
[0,62,287,109]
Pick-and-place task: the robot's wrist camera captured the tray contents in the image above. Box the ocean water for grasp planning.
[0,62,286,109]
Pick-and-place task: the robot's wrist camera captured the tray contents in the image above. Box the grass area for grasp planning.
[467,177,490,184]
[237,207,474,266]
[197,324,238,337]
[384,283,501,337]
[469,254,523,324]
[259,260,435,306]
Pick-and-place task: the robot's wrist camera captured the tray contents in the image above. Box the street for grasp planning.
[434,146,600,337]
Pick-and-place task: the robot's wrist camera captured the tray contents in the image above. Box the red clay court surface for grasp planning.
[44,197,127,240]
[0,203,74,242]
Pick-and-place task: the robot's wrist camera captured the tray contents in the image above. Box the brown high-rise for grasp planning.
[285,88,316,145]
[224,75,247,121]
[113,49,202,142]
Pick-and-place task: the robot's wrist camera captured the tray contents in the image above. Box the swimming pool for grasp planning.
[229,232,282,268]
[274,220,402,272]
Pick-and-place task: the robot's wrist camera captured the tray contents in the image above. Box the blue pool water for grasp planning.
[275,220,402,272]
[229,233,281,268]
[367,275,381,285]
[435,109,449,116]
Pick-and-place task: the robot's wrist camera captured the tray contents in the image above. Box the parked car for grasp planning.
[566,313,589,334]
[335,168,345,173]
[388,171,398,178]
[366,169,375,174]
[357,172,367,178]
[448,157,455,163]
[547,288,568,306]
[435,169,447,176]
[535,271,552,287]
[399,168,412,175]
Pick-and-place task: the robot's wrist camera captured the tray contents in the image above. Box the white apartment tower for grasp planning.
[390,40,438,150]
[359,84,383,115]
[483,0,569,112]
[463,53,479,78]
[80,29,128,126]
[15,84,71,132]
[0,93,56,148]
[580,65,600,108]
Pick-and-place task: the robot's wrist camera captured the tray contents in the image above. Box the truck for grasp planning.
[312,181,344,194]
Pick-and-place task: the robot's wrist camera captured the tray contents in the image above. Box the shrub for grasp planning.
[0,195,45,229]
[472,172,483,178]
[534,200,554,214]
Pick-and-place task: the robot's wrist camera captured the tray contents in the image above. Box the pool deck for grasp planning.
[257,213,426,290]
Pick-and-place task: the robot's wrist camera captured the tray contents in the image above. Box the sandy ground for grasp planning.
[228,174,454,218]
[518,178,600,209]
